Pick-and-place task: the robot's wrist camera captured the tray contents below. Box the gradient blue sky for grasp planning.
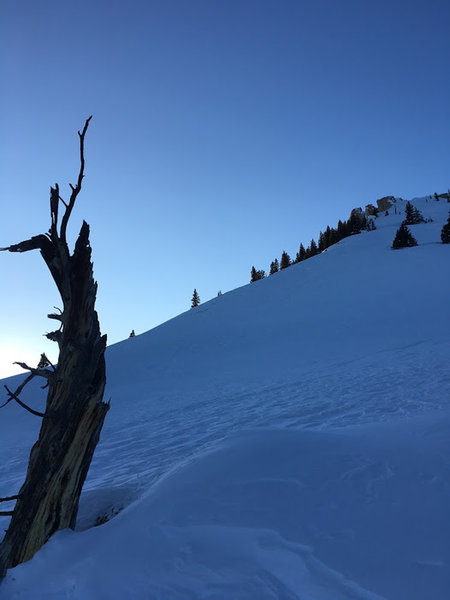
[1,0,449,377]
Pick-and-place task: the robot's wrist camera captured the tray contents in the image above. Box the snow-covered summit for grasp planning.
[1,195,449,599]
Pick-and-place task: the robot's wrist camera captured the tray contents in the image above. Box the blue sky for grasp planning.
[1,0,449,377]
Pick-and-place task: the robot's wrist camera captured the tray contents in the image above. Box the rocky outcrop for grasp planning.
[376,196,394,212]
[365,203,378,216]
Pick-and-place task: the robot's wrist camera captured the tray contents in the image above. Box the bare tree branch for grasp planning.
[50,184,59,232]
[13,362,54,380]
[0,371,46,416]
[38,353,56,371]
[59,116,92,246]
[47,307,63,323]
[2,385,45,418]
[2,373,34,402]
[0,234,53,254]
[0,496,20,503]
[0,511,14,517]
[45,330,62,346]
[47,313,63,322]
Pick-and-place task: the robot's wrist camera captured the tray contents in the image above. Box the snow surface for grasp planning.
[1,197,449,599]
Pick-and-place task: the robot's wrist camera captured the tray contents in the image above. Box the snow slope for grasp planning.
[1,197,449,599]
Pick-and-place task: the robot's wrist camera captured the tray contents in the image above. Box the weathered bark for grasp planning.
[0,117,109,578]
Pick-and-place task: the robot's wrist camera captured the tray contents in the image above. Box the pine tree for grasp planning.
[347,209,367,234]
[280,251,291,269]
[392,223,418,249]
[217,290,222,296]
[441,212,450,244]
[318,231,325,252]
[309,239,318,256]
[404,201,425,225]
[337,219,348,240]
[191,288,200,308]
[129,329,135,338]
[269,258,279,275]
[295,243,306,262]
[320,226,339,250]
[328,227,339,245]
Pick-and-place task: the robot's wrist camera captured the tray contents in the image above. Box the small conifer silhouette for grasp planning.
[295,243,306,263]
[269,259,279,275]
[441,213,450,244]
[250,267,265,282]
[191,289,200,308]
[392,223,418,249]
[404,201,425,225]
[280,252,291,270]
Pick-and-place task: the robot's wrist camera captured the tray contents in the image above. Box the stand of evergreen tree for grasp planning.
[347,209,368,234]
[249,203,376,278]
[337,219,348,239]
[191,288,200,308]
[318,226,341,252]
[392,223,418,249]
[441,212,450,244]
[250,266,265,282]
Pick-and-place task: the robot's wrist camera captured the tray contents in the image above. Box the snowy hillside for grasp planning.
[1,197,449,599]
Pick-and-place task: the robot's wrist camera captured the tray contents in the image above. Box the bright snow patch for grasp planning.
[1,197,449,599]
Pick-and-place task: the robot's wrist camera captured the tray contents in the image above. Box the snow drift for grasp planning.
[1,197,449,599]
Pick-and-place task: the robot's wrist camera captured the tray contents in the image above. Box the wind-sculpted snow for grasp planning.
[0,197,449,598]
[84,337,449,497]
[2,418,449,599]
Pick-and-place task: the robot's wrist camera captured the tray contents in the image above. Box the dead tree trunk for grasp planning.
[0,117,109,578]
